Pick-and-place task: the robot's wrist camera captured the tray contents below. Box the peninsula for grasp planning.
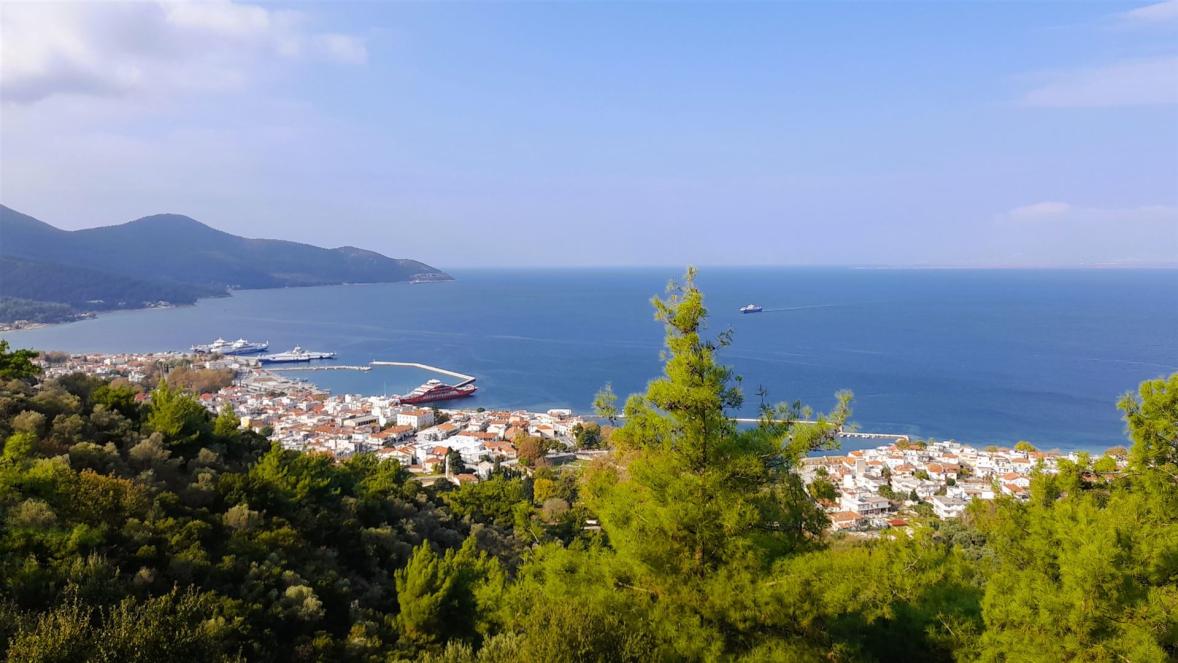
[0,204,451,326]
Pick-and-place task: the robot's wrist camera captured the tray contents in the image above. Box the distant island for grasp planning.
[0,204,451,326]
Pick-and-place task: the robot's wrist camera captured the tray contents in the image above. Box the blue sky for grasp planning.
[1,1,1175,267]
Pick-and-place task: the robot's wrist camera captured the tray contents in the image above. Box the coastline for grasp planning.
[0,276,455,332]
[6,269,1171,450]
[35,350,1133,458]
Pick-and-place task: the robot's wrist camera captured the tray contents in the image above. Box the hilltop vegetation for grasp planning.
[0,205,451,323]
[0,270,1175,662]
[0,298,83,326]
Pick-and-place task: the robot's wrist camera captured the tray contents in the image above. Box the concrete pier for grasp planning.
[269,365,372,372]
[369,361,476,386]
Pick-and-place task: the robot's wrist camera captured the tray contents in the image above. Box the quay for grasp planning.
[269,365,372,372]
[370,361,477,386]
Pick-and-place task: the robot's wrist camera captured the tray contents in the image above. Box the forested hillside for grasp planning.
[0,204,451,323]
[0,272,1174,662]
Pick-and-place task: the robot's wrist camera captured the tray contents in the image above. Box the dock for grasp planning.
[269,365,372,372]
[369,361,477,387]
[261,359,477,385]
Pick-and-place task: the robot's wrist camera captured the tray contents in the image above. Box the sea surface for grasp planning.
[4,268,1176,452]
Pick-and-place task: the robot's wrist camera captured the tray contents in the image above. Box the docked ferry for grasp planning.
[257,347,336,364]
[398,379,478,405]
[191,338,269,355]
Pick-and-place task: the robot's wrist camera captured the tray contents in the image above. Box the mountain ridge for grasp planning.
[0,205,451,324]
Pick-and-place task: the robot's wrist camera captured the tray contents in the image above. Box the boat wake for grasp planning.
[757,303,848,314]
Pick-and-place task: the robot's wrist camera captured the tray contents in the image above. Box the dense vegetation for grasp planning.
[0,204,450,322]
[0,257,215,315]
[0,298,82,326]
[0,270,1175,662]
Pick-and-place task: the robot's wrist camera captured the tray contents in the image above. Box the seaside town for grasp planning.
[39,350,1129,534]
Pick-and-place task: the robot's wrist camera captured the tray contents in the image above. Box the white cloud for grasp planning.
[1004,201,1072,220]
[1122,0,1178,24]
[313,34,369,65]
[988,203,1178,266]
[163,1,275,36]
[0,1,367,105]
[999,202,1178,224]
[1020,56,1178,108]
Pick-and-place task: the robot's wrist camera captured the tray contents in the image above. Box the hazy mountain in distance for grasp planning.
[0,204,450,322]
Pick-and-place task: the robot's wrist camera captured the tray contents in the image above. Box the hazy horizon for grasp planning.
[2,1,1176,268]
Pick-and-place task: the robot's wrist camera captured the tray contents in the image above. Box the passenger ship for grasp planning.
[191,338,269,355]
[398,379,478,405]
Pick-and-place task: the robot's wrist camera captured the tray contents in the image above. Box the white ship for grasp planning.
[257,346,336,364]
[191,338,269,355]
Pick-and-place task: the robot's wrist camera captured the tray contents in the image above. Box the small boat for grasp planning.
[257,346,336,364]
[739,304,764,314]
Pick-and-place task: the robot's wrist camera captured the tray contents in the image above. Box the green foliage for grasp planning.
[809,477,839,501]
[3,431,36,462]
[0,364,492,660]
[4,587,237,662]
[144,380,210,452]
[395,538,504,648]
[1092,455,1118,473]
[0,341,39,381]
[592,383,619,424]
[442,475,530,529]
[1120,372,1178,474]
[571,421,603,449]
[507,269,858,658]
[970,469,1178,661]
[446,448,467,474]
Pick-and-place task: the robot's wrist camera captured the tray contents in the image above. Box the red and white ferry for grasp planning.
[398,379,477,405]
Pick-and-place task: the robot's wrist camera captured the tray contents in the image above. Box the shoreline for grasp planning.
[0,277,456,333]
[36,351,1127,457]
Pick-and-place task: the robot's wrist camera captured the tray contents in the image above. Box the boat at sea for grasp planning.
[739,304,763,314]
[397,379,478,405]
[192,338,270,355]
[257,346,336,364]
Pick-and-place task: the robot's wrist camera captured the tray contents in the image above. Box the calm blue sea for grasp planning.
[4,268,1176,451]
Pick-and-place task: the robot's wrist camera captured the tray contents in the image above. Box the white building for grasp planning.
[397,408,435,430]
[839,491,893,516]
[931,495,967,519]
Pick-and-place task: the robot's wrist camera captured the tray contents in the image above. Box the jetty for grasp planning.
[262,360,476,385]
[269,365,372,372]
[369,361,477,387]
